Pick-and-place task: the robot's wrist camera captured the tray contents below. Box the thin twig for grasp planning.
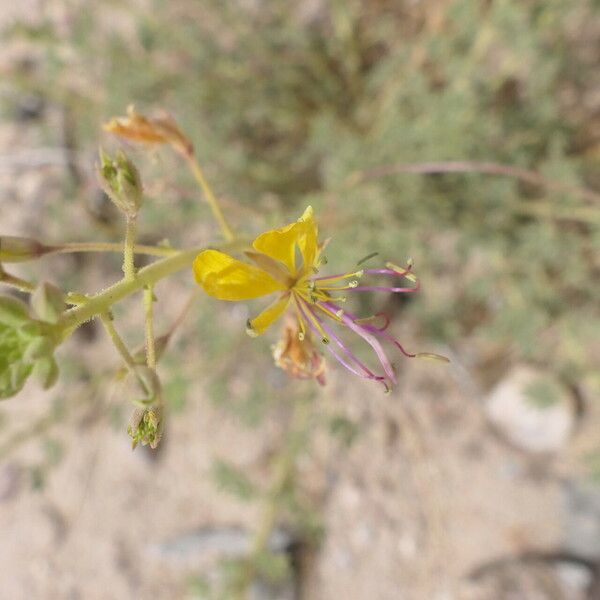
[143,285,156,370]
[99,313,150,396]
[344,160,600,205]
[233,397,312,599]
[52,242,178,257]
[184,153,235,242]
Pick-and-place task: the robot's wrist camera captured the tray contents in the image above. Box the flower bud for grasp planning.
[0,236,49,263]
[98,149,143,216]
[127,406,163,449]
[31,282,65,324]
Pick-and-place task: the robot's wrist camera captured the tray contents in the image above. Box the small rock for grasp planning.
[485,366,574,453]
[556,562,594,597]
[147,526,292,567]
[0,463,22,502]
[563,480,600,559]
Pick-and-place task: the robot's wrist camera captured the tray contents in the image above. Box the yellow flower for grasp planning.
[193,206,445,389]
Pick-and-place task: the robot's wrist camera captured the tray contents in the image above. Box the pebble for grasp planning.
[485,366,574,453]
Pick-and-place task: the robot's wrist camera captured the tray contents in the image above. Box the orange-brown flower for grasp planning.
[273,319,326,385]
[103,105,193,157]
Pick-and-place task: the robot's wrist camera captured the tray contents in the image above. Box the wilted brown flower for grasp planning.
[272,318,326,385]
[103,105,193,157]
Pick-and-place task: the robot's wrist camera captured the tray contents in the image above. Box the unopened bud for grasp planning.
[127,406,163,449]
[31,282,65,324]
[0,295,30,327]
[0,236,49,263]
[98,149,143,216]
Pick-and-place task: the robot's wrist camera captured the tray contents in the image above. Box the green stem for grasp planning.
[143,285,156,370]
[99,313,151,396]
[99,313,137,371]
[51,242,178,257]
[0,268,36,293]
[185,153,235,242]
[58,238,248,334]
[234,397,312,598]
[123,215,137,281]
[59,248,201,333]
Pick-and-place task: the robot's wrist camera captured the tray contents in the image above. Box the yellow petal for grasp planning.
[247,293,291,336]
[193,249,285,300]
[252,206,318,276]
[297,206,318,272]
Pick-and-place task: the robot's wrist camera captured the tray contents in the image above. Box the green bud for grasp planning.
[0,295,30,327]
[0,236,49,263]
[98,149,143,216]
[127,406,163,449]
[31,282,65,324]
[33,357,59,390]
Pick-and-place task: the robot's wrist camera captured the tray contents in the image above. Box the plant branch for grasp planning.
[58,239,246,334]
[0,267,36,293]
[51,242,178,257]
[123,215,137,281]
[99,313,152,397]
[99,313,137,371]
[234,397,312,598]
[344,160,600,206]
[184,153,235,242]
[143,285,156,370]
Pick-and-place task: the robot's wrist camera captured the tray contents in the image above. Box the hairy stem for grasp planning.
[100,313,150,395]
[59,248,199,332]
[143,285,156,370]
[99,313,137,371]
[58,239,246,334]
[51,242,178,257]
[0,267,36,293]
[123,215,137,281]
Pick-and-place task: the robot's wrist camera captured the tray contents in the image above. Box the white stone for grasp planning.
[485,366,574,453]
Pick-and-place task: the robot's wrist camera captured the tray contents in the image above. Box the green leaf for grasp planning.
[0,361,33,399]
[0,295,30,327]
[33,357,59,390]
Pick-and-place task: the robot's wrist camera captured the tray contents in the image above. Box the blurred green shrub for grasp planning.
[4,0,599,385]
